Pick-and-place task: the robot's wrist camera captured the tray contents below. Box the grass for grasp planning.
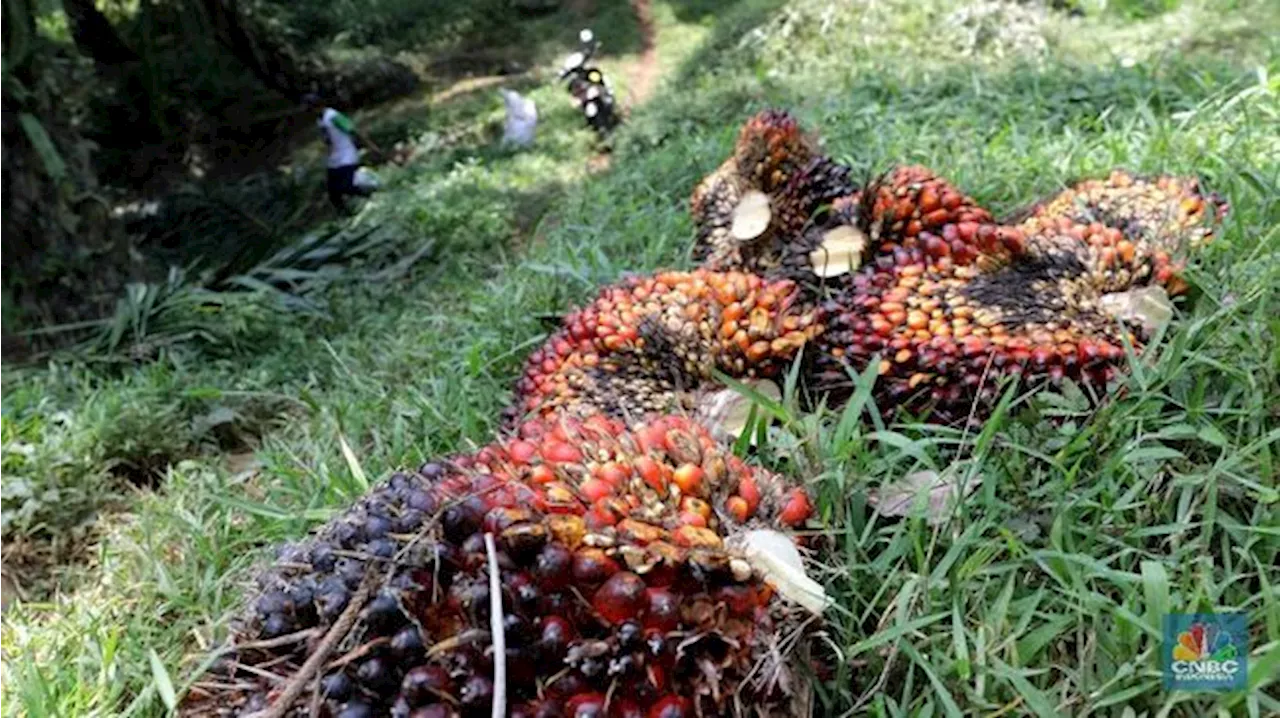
[2,0,1279,714]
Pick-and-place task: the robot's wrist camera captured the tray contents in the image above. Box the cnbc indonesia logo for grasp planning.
[1163,613,1248,692]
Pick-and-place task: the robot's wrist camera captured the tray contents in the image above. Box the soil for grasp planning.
[625,0,660,107]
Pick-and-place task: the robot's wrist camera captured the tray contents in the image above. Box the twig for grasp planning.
[424,628,489,659]
[192,679,261,692]
[485,533,507,718]
[222,628,320,655]
[246,571,376,718]
[228,661,287,683]
[324,637,390,671]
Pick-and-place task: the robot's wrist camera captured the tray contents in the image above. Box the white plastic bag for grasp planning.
[499,88,538,147]
[353,167,381,191]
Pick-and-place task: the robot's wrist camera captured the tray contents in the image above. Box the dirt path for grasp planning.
[625,0,660,107]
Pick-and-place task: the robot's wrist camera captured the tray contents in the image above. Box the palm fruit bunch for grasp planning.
[689,109,858,279]
[1010,169,1227,296]
[503,269,822,426]
[682,113,1226,420]
[180,414,822,718]
[805,166,1225,420]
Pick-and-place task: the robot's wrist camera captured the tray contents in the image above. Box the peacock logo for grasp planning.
[1172,621,1238,663]
[1162,613,1247,692]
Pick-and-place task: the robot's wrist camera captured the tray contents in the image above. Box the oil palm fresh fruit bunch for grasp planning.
[1009,169,1226,296]
[690,110,858,278]
[180,414,824,718]
[504,269,821,426]
[686,113,1226,421]
[806,166,1226,420]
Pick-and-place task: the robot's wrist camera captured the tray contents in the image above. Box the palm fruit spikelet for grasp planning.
[503,269,822,427]
[808,166,1226,421]
[690,109,858,273]
[180,414,820,718]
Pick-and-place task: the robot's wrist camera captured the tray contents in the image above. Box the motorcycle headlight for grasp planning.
[587,70,602,83]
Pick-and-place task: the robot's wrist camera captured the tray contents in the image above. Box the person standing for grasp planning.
[303,94,385,214]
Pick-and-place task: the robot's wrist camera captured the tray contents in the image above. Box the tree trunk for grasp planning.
[197,0,313,98]
[61,0,139,66]
[2,0,138,353]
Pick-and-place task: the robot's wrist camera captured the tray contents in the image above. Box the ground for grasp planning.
[1,0,1278,715]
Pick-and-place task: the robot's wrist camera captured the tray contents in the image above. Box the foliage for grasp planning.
[2,0,1278,715]
[257,0,511,54]
[0,0,425,343]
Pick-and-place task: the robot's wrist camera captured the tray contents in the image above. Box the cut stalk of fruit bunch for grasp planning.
[180,414,822,718]
[808,225,868,279]
[503,269,822,427]
[731,190,773,242]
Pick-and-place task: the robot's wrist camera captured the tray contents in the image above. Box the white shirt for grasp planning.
[318,108,360,168]
[500,89,537,146]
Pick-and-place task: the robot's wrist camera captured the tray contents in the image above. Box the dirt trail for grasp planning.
[625,0,660,107]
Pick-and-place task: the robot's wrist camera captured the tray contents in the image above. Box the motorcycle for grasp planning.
[559,29,620,137]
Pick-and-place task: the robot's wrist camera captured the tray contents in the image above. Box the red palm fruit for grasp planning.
[779,489,813,526]
[593,571,648,624]
[503,269,821,426]
[611,698,646,718]
[647,696,693,718]
[573,548,620,585]
[411,707,456,718]
[538,615,575,659]
[672,464,704,495]
[644,588,681,631]
[186,414,821,717]
[543,441,583,464]
[725,496,750,523]
[508,440,538,464]
[715,584,759,617]
[566,693,608,718]
[581,478,613,503]
[634,457,665,492]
